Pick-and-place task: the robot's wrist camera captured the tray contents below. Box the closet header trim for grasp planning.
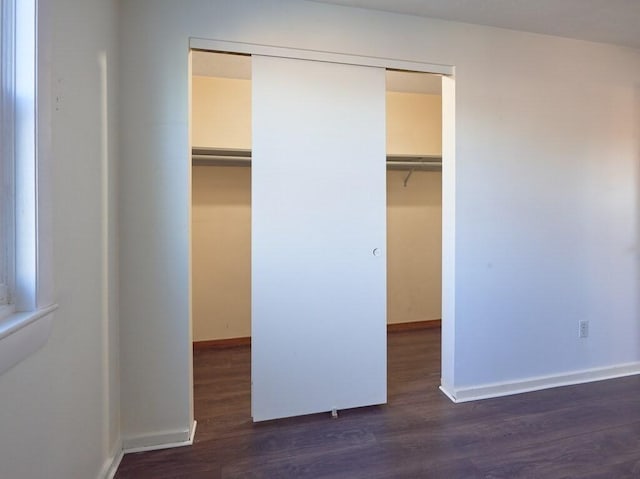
[190,38,454,76]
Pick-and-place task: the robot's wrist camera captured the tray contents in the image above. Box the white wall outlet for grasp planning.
[579,320,589,338]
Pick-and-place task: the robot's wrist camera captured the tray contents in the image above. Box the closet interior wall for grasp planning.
[386,88,442,326]
[192,74,252,342]
[191,65,442,342]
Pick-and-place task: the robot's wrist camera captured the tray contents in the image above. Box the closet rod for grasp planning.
[387,161,442,169]
[192,148,252,167]
[191,148,442,169]
[192,154,252,164]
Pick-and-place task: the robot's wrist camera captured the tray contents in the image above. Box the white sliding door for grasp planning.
[252,55,387,421]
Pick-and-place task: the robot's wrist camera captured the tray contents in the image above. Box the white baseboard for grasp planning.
[123,420,197,454]
[440,362,640,403]
[98,446,124,479]
[438,384,457,402]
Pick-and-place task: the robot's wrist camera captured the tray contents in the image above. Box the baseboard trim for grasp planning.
[194,337,251,349]
[441,362,640,403]
[99,447,124,479]
[387,319,441,333]
[438,384,457,403]
[193,322,442,349]
[123,420,197,454]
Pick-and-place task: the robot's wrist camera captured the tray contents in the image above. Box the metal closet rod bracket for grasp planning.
[403,168,414,187]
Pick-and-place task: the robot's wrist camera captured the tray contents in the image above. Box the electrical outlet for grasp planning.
[579,320,589,338]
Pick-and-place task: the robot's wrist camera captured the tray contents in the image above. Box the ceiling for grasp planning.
[192,51,442,94]
[310,0,640,50]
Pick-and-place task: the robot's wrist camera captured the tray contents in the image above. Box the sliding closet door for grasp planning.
[252,55,387,421]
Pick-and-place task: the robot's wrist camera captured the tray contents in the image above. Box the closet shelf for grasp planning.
[192,148,442,170]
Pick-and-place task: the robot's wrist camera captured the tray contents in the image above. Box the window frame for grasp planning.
[0,0,57,375]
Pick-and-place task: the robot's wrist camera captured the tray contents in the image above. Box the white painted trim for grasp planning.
[0,303,57,340]
[438,384,457,403]
[123,420,197,454]
[441,362,640,403]
[98,447,123,479]
[440,74,456,395]
[189,37,454,76]
[0,304,57,375]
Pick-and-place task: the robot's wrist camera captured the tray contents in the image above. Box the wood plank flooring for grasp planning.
[116,329,640,478]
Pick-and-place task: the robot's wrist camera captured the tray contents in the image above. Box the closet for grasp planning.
[191,51,441,419]
[191,52,252,344]
[192,52,442,344]
[385,71,442,329]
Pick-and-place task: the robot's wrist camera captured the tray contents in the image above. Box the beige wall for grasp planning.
[192,76,251,149]
[192,166,251,340]
[192,76,252,341]
[387,91,442,324]
[191,75,442,341]
[387,171,442,324]
[387,92,442,156]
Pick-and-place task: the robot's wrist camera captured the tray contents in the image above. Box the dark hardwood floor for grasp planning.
[116,329,640,478]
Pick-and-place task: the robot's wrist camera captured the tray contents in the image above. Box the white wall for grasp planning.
[119,0,640,443]
[0,0,120,478]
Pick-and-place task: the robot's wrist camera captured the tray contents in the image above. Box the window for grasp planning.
[0,0,57,375]
[0,0,15,313]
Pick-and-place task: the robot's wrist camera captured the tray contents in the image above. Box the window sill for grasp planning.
[0,304,58,376]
